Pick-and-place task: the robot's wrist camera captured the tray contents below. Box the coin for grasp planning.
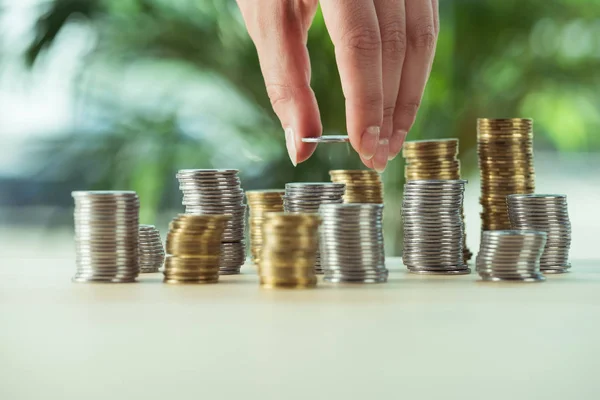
[402,140,472,262]
[319,204,387,283]
[246,190,285,265]
[258,213,321,289]
[137,225,165,273]
[476,230,547,282]
[507,194,572,274]
[163,214,230,284]
[177,169,246,274]
[72,191,140,283]
[302,135,350,143]
[329,170,384,204]
[402,180,469,274]
[477,118,536,231]
[284,183,345,274]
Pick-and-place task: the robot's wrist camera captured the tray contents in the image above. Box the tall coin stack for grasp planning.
[402,139,472,261]
[507,194,572,274]
[164,214,229,284]
[283,183,345,273]
[477,118,535,230]
[72,191,140,283]
[319,204,388,283]
[177,169,246,274]
[246,190,285,264]
[476,230,547,282]
[138,225,165,273]
[328,170,383,203]
[258,213,320,289]
[402,180,470,275]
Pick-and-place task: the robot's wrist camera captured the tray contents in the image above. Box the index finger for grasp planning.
[320,0,383,164]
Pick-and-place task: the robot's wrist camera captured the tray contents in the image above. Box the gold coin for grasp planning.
[258,213,320,289]
[329,170,384,204]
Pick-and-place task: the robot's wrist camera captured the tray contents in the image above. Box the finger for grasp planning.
[431,0,439,35]
[320,0,383,165]
[391,0,437,156]
[373,0,406,166]
[237,0,320,166]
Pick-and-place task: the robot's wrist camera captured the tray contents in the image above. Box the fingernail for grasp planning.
[388,129,408,160]
[374,138,389,173]
[361,126,380,160]
[284,127,297,166]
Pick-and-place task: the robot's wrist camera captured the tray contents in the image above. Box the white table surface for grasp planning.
[1,256,599,400]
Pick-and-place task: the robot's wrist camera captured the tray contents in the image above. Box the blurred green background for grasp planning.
[0,0,599,256]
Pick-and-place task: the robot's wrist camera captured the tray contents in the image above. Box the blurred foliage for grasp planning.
[21,0,600,253]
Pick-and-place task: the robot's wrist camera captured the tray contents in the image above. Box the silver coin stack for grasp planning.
[507,194,571,274]
[138,225,165,273]
[283,183,345,273]
[319,204,388,283]
[476,230,547,282]
[402,180,470,275]
[72,191,140,283]
[176,169,246,274]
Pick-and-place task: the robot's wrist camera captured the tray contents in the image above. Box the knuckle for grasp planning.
[397,101,420,119]
[380,21,407,59]
[409,17,437,50]
[265,83,296,108]
[383,105,396,119]
[341,27,382,53]
[348,92,383,113]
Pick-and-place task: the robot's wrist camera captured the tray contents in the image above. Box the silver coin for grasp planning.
[301,135,350,143]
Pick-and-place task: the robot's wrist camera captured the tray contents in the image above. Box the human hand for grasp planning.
[236,0,439,172]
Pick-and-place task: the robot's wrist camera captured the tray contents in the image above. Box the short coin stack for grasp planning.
[177,169,246,274]
[403,139,472,261]
[246,190,285,264]
[478,118,535,230]
[402,180,470,275]
[283,183,345,273]
[507,194,571,274]
[258,213,320,289]
[72,191,140,283]
[328,170,383,203]
[476,230,547,282]
[164,214,229,284]
[320,204,388,283]
[138,225,165,273]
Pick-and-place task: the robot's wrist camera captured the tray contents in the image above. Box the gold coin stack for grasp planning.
[258,213,321,289]
[246,190,285,264]
[329,170,383,203]
[477,118,535,230]
[163,214,230,284]
[402,139,473,261]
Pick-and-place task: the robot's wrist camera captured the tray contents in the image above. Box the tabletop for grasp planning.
[1,256,598,400]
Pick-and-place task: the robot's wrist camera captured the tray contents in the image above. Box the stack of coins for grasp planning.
[176,169,246,274]
[478,118,535,230]
[328,170,383,203]
[138,225,165,273]
[72,191,140,283]
[163,214,229,284]
[246,190,285,264]
[283,183,345,273]
[476,230,547,282]
[258,213,320,289]
[507,194,571,274]
[402,139,472,261]
[319,204,388,283]
[402,180,470,275]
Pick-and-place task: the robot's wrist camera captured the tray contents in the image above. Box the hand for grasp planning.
[236,0,439,172]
